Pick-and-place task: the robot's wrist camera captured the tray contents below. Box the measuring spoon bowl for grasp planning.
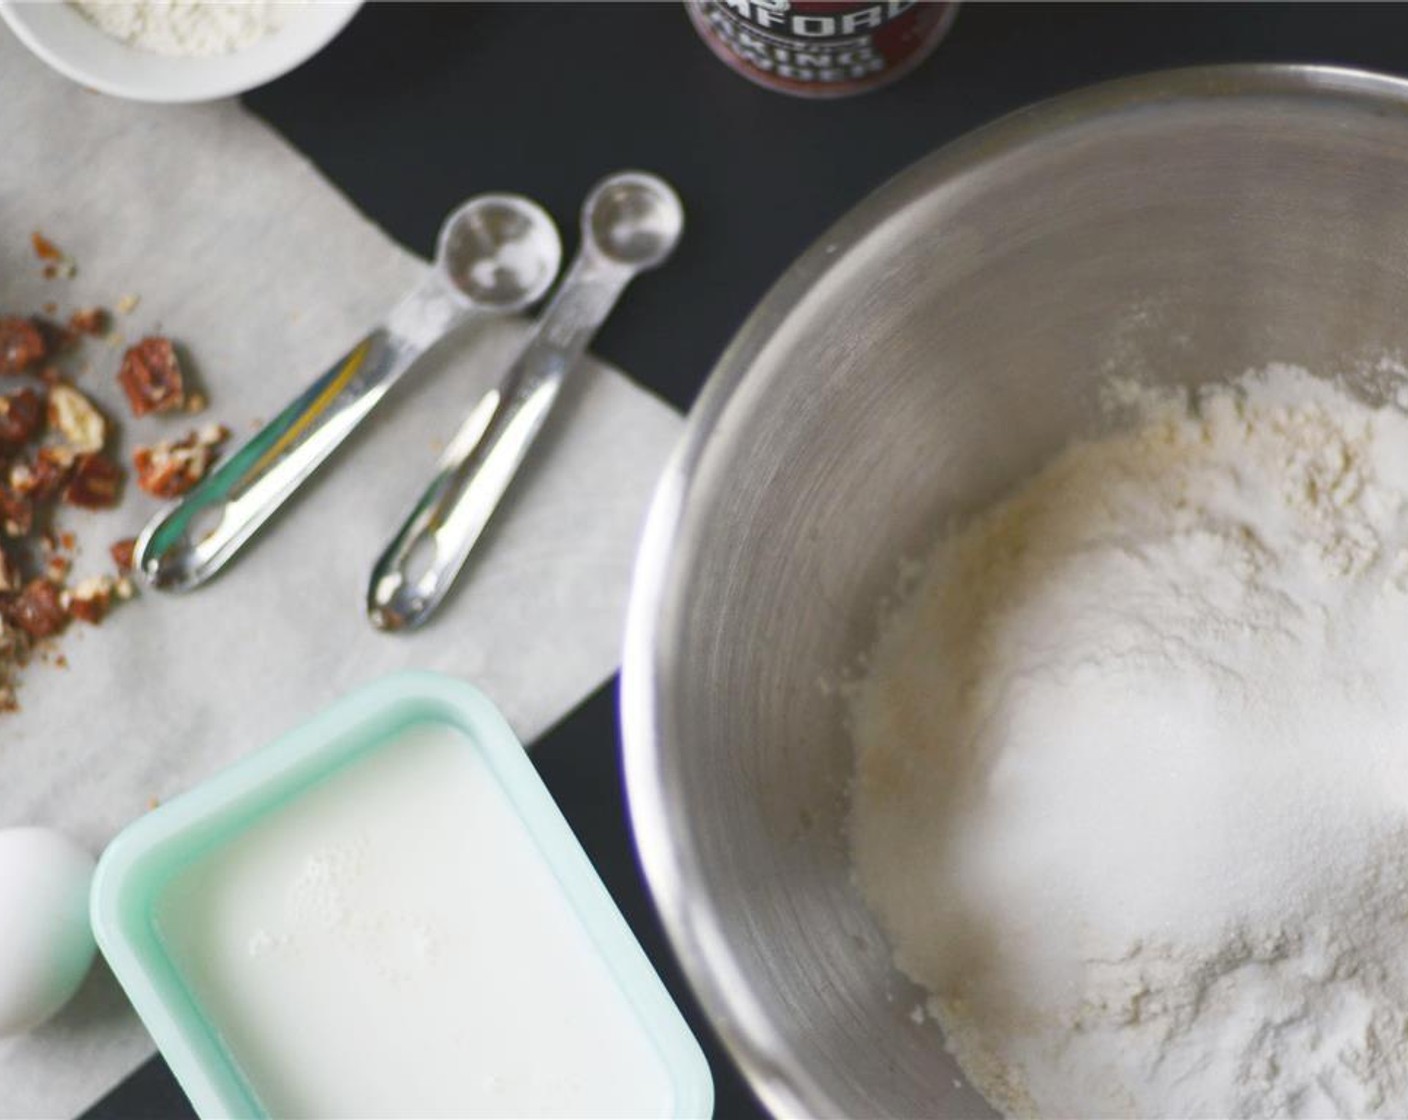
[585,172,684,270]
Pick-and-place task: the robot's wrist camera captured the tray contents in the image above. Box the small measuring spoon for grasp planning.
[134,195,562,592]
[367,171,684,632]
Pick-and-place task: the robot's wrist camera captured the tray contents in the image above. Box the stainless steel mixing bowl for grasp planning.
[622,65,1408,1118]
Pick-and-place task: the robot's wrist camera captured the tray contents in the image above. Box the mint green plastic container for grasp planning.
[91,671,713,1119]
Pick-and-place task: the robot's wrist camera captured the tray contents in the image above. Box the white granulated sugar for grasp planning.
[71,0,289,57]
[849,364,1408,1119]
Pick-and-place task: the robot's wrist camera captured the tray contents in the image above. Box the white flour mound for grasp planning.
[849,364,1408,1119]
[71,0,289,57]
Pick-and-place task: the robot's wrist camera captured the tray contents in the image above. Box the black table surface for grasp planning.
[82,4,1408,1118]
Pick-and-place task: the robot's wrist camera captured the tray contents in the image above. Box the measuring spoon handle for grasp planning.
[368,254,632,631]
[136,277,468,593]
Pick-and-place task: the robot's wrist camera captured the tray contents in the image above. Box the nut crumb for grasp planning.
[68,307,107,337]
[33,233,76,280]
[30,232,64,262]
[110,538,136,572]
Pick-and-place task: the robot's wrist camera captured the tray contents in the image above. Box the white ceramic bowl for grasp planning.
[0,1,362,103]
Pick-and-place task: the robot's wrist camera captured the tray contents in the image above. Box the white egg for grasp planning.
[0,827,97,1036]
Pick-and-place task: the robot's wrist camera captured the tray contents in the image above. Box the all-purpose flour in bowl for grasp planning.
[849,364,1408,1118]
[70,1,289,56]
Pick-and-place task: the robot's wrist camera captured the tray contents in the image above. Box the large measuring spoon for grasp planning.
[135,195,562,592]
[367,171,684,632]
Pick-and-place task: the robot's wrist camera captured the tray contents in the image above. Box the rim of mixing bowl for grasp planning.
[620,63,1408,1118]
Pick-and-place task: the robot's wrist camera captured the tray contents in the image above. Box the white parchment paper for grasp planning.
[0,28,682,1118]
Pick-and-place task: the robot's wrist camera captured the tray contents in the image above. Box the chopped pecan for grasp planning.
[117,336,185,416]
[0,487,32,537]
[6,579,67,639]
[0,389,43,448]
[68,307,107,336]
[110,537,136,573]
[63,452,122,509]
[13,447,74,503]
[133,426,226,499]
[65,577,112,626]
[0,545,20,593]
[0,317,45,375]
[47,383,105,453]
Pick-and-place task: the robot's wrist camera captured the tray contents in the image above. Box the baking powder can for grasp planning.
[687,0,959,99]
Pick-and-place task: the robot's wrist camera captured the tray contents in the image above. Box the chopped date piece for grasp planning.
[47,383,105,453]
[68,307,106,336]
[0,317,45,375]
[0,389,44,447]
[64,453,122,509]
[32,234,75,280]
[110,537,136,572]
[117,336,185,417]
[133,426,226,499]
[6,579,67,639]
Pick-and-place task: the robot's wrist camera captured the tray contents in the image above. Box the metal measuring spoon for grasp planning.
[134,195,562,592]
[367,171,684,632]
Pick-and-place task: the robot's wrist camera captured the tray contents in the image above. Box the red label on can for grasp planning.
[688,0,958,98]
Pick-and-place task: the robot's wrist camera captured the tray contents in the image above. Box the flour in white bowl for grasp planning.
[849,364,1408,1118]
[71,0,289,57]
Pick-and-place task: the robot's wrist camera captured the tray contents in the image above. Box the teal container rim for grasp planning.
[91,670,713,1119]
